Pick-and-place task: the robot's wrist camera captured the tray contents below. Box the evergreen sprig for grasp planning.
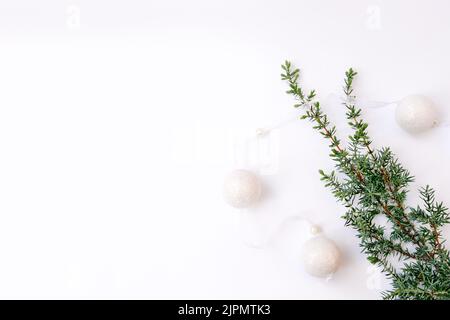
[281,60,450,300]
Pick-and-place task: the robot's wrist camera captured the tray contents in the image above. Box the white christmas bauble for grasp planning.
[395,95,438,133]
[301,236,341,278]
[223,170,262,208]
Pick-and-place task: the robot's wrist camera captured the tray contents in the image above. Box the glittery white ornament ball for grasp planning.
[301,236,341,278]
[223,170,262,208]
[395,95,438,133]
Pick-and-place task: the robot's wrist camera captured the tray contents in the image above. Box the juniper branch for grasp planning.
[281,60,450,300]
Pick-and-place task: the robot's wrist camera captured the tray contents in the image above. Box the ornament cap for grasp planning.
[309,224,322,235]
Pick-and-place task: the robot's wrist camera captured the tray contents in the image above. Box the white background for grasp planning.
[0,0,449,299]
